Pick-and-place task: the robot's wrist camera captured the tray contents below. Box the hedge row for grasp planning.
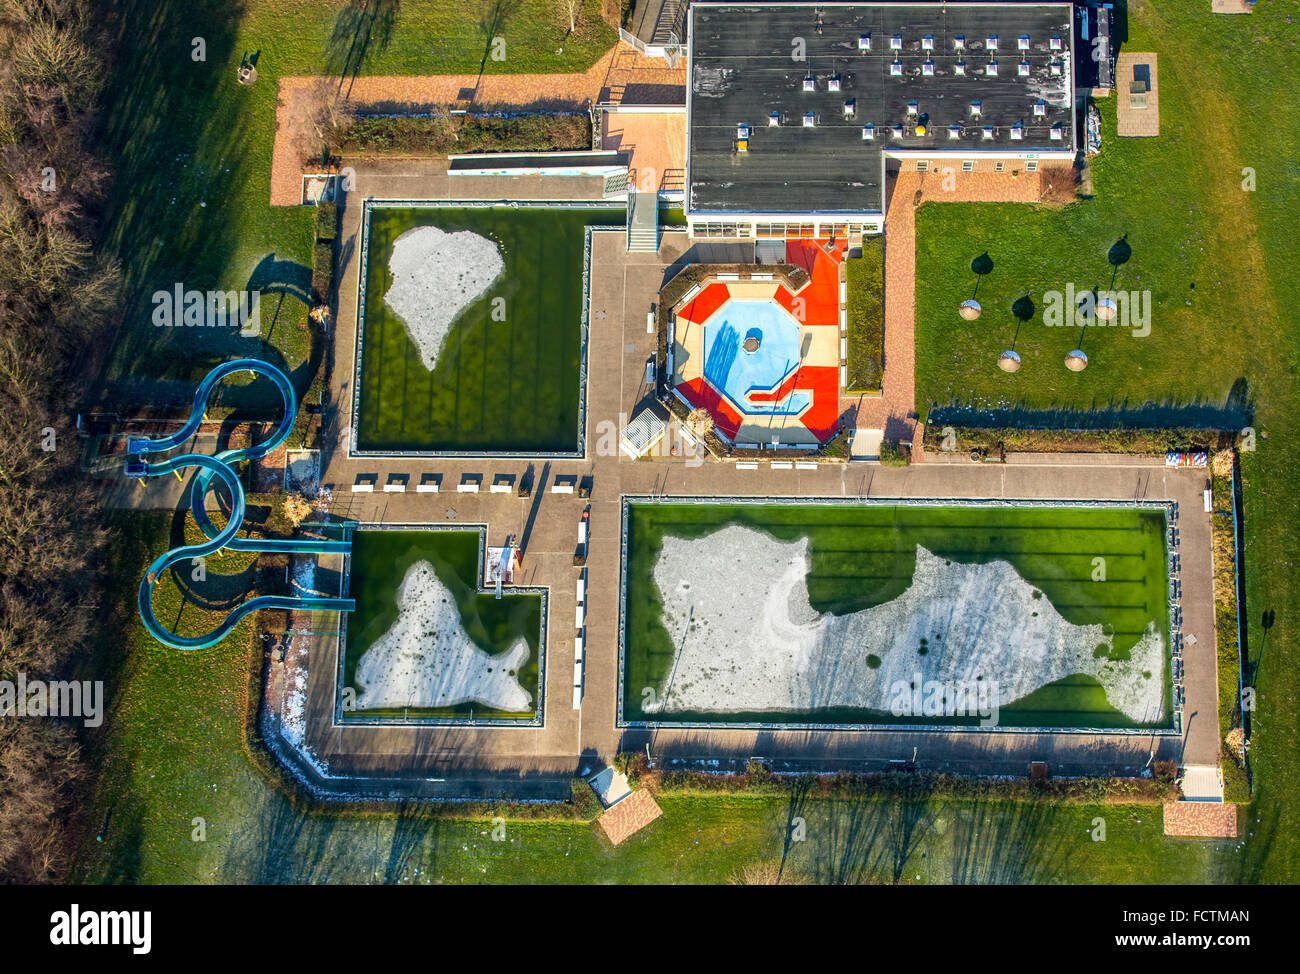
[338,112,591,157]
[921,424,1232,456]
[1211,460,1251,803]
[844,238,884,394]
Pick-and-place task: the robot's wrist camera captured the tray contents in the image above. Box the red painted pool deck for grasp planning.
[675,240,843,444]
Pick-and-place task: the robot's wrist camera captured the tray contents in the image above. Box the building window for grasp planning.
[962,159,974,172]
[994,161,1005,172]
[1026,161,1038,172]
[916,161,928,172]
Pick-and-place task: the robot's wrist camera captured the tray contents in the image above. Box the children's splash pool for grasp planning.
[701,299,808,416]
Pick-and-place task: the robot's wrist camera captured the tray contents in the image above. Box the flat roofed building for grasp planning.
[686,2,1076,240]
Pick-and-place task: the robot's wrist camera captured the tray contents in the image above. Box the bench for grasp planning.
[771,460,794,470]
[736,461,759,470]
[551,483,575,494]
[457,481,480,493]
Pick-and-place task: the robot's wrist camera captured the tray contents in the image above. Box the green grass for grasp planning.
[845,238,884,394]
[911,2,1300,881]
[621,501,1170,726]
[93,0,615,412]
[342,529,542,720]
[356,205,624,452]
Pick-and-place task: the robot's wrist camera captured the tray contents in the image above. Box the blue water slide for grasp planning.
[126,359,354,649]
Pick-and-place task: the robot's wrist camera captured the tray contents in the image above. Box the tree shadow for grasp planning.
[1107,233,1131,289]
[477,0,523,78]
[326,0,402,99]
[970,252,994,298]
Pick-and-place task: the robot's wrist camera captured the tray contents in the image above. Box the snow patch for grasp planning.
[647,525,1165,723]
[383,225,504,371]
[354,561,531,713]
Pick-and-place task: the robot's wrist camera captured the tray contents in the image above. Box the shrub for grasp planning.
[315,200,338,242]
[844,239,884,393]
[1152,759,1178,786]
[569,779,600,819]
[311,242,333,302]
[879,439,910,466]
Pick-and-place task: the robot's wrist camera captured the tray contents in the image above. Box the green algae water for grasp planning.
[344,529,542,720]
[621,501,1172,728]
[356,204,623,454]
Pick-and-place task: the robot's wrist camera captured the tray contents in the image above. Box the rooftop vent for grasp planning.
[1010,122,1024,140]
[986,60,999,76]
[1018,60,1031,77]
[1050,60,1063,76]
[948,124,961,140]
[803,111,816,127]
[969,100,982,116]
[982,125,995,140]
[769,111,780,126]
[954,60,966,75]
[1018,35,1030,50]
[828,75,841,92]
[862,123,875,140]
[987,35,998,50]
[954,35,965,49]
[859,33,871,51]
[923,60,935,76]
[737,123,751,139]
[843,98,856,118]
[891,124,904,139]
[1050,35,1063,50]
[907,100,919,115]
[922,35,934,50]
[1033,100,1047,116]
[803,74,816,92]
[890,60,903,76]
[890,34,903,50]
[1050,123,1064,140]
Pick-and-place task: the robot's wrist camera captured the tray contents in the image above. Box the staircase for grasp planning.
[626,188,659,252]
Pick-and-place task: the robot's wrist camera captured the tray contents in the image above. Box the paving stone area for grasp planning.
[1163,802,1238,838]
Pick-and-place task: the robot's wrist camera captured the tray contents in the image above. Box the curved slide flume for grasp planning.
[126,359,354,649]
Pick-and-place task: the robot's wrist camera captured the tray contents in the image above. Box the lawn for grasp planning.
[342,528,542,720]
[621,500,1170,727]
[911,2,1299,881]
[355,204,624,453]
[92,0,616,413]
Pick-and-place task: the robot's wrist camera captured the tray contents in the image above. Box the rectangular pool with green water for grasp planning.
[619,499,1175,730]
[353,202,625,455]
[340,528,545,723]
